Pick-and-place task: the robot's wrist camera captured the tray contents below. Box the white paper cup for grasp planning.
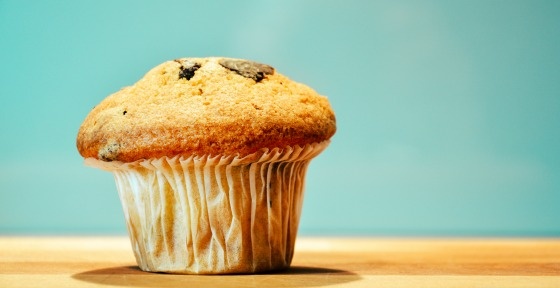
[85,141,329,274]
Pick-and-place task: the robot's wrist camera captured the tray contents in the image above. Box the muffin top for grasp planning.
[76,57,336,162]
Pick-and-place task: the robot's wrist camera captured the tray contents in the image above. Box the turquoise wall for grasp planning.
[1,0,559,235]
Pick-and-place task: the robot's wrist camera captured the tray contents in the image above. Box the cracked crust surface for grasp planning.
[76,57,336,162]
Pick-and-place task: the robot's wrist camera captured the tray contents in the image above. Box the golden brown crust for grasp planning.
[76,57,336,162]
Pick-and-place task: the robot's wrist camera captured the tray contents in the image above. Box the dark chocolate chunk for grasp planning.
[176,59,201,80]
[219,59,274,82]
[98,141,120,161]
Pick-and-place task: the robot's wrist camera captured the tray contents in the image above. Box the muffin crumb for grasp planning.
[77,57,336,162]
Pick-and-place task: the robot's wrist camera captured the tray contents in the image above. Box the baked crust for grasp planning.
[76,57,336,162]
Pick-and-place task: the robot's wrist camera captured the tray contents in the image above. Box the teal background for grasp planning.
[1,0,559,236]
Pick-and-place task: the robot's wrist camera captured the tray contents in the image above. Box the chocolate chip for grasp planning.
[122,110,127,115]
[175,59,200,80]
[98,141,120,161]
[219,59,274,82]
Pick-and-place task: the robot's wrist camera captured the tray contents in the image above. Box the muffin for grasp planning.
[76,57,336,274]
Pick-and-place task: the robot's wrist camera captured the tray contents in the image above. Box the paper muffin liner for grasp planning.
[85,141,329,274]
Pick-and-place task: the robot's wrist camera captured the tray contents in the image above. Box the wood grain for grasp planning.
[1,237,559,287]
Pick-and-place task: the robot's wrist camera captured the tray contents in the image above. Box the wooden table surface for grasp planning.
[1,237,559,287]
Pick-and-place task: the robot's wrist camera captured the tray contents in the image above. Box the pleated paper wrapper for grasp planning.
[85,141,329,274]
